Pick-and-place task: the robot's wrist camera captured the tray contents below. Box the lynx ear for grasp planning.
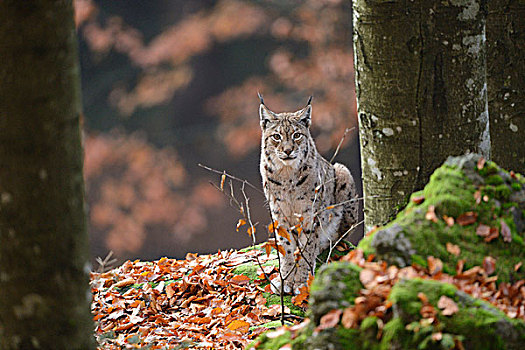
[298,104,312,128]
[259,103,275,129]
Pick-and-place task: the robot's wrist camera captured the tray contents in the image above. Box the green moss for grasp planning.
[511,182,522,191]
[495,184,512,200]
[486,174,504,185]
[362,157,525,282]
[357,233,374,256]
[263,293,306,317]
[308,262,362,324]
[478,160,499,176]
[232,259,278,282]
[388,279,525,350]
[250,328,292,349]
[250,320,293,331]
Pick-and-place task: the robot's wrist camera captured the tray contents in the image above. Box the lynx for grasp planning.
[259,96,358,294]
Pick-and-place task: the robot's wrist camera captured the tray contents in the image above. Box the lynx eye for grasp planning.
[271,134,282,142]
[292,132,303,141]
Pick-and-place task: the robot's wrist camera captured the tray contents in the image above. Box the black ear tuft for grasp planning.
[306,95,313,106]
[258,91,265,106]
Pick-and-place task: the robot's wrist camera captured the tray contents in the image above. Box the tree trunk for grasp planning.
[0,1,94,349]
[352,0,489,231]
[487,0,525,174]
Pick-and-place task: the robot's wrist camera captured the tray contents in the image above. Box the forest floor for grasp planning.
[91,239,524,349]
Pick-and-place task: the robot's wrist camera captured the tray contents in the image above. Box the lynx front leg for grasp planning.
[271,235,296,294]
[291,232,317,294]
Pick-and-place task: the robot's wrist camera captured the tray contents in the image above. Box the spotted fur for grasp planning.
[259,99,358,294]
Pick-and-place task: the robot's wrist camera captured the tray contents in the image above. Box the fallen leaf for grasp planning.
[318,309,342,330]
[420,304,436,318]
[236,219,246,231]
[446,243,460,257]
[474,190,481,205]
[277,226,291,242]
[268,221,279,233]
[412,195,425,205]
[457,212,478,226]
[359,269,376,287]
[425,205,438,223]
[230,274,251,285]
[247,226,256,236]
[476,224,491,237]
[292,285,309,306]
[113,278,135,288]
[220,174,226,191]
[432,332,443,341]
[427,256,443,275]
[437,295,458,316]
[443,215,455,227]
[341,307,358,329]
[500,220,512,243]
[477,157,486,170]
[514,262,522,272]
[226,319,250,333]
[456,259,465,274]
[484,227,499,243]
[483,256,496,275]
[417,292,428,304]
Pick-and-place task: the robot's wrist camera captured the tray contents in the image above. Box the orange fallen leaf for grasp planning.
[247,226,256,236]
[341,307,358,329]
[484,227,499,243]
[359,268,376,287]
[425,205,438,223]
[236,219,246,232]
[437,295,458,316]
[457,212,478,226]
[226,319,250,333]
[292,285,309,306]
[318,309,342,331]
[412,195,425,205]
[417,292,428,304]
[220,174,226,191]
[483,256,496,275]
[277,226,291,242]
[427,256,443,275]
[446,243,461,257]
[477,157,486,170]
[268,221,279,233]
[443,215,455,227]
[476,224,491,237]
[230,274,251,285]
[113,278,135,288]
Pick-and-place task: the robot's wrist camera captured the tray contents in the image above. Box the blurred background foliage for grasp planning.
[75,0,361,264]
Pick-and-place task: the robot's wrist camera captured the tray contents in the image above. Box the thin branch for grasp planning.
[330,127,355,164]
[198,164,264,195]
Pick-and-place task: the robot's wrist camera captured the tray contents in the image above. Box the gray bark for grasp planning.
[352,0,489,231]
[0,1,95,349]
[487,0,525,174]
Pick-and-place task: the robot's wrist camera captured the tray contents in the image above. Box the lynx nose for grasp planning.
[284,148,293,156]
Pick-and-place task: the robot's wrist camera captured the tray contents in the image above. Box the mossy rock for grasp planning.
[359,154,525,282]
[386,278,525,350]
[308,261,363,324]
[252,279,525,350]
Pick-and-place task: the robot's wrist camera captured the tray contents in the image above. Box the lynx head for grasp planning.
[259,96,313,169]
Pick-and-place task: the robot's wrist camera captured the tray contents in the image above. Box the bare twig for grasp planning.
[330,127,355,164]
[198,164,264,195]
[95,251,117,273]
